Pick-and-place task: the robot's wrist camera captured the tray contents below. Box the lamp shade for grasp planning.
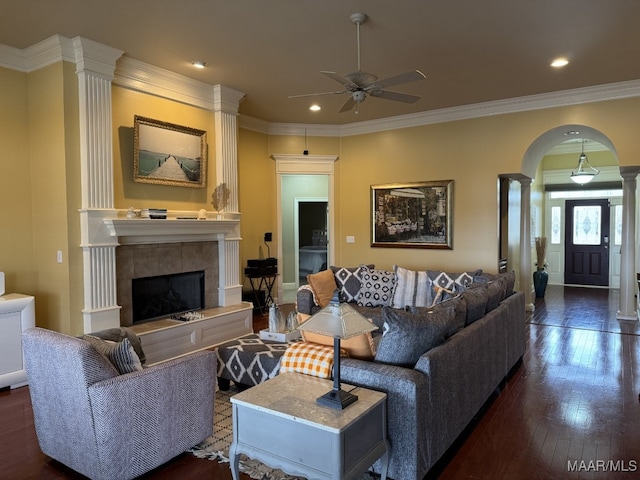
[297,292,378,340]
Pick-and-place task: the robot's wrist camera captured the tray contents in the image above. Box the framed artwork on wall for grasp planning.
[371,180,454,249]
[133,115,207,188]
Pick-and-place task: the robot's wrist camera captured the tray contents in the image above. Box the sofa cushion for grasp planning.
[408,294,466,338]
[307,269,338,308]
[297,312,377,360]
[81,335,143,374]
[357,266,396,308]
[390,265,432,309]
[502,270,516,296]
[461,283,489,325]
[374,305,451,367]
[330,264,373,303]
[485,277,507,312]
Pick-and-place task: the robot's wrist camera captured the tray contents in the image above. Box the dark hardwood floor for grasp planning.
[2,286,639,479]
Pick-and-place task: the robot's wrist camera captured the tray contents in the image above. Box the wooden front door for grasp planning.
[564,199,610,286]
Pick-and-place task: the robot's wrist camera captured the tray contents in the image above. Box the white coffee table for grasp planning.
[229,372,388,480]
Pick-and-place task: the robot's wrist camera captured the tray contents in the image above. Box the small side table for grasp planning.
[245,273,277,314]
[229,372,388,480]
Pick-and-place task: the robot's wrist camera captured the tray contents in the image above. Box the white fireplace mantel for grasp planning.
[103,217,240,245]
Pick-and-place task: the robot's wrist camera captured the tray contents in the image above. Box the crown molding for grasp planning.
[241,79,640,137]
[114,56,221,110]
[0,35,76,72]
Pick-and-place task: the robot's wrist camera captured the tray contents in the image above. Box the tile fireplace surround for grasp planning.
[116,241,218,327]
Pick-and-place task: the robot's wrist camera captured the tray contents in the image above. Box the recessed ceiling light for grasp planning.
[550,58,569,68]
[191,61,207,69]
[309,104,321,112]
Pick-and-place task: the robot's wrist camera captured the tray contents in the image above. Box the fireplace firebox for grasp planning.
[132,270,205,324]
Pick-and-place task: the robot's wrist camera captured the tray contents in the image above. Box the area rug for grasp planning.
[189,385,378,480]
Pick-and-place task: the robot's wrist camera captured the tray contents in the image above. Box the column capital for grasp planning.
[72,36,123,80]
[619,166,640,181]
[213,85,246,115]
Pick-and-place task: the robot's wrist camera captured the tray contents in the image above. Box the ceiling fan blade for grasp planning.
[288,90,346,99]
[368,70,426,90]
[321,71,358,89]
[369,89,421,104]
[338,96,356,113]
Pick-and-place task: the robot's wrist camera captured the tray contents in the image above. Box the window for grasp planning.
[572,205,601,245]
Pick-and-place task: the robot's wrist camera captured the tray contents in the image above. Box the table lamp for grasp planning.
[298,290,378,409]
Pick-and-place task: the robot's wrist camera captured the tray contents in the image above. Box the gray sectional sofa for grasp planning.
[296,267,526,480]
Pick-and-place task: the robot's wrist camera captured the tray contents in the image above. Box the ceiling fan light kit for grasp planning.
[288,12,426,113]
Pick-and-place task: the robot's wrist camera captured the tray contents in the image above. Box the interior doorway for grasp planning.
[564,199,610,286]
[295,199,328,286]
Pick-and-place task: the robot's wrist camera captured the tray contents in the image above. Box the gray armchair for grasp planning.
[22,327,216,480]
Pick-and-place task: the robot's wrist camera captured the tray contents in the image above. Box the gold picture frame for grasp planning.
[133,115,207,188]
[371,180,453,249]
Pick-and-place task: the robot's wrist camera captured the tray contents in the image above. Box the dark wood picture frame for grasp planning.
[371,180,454,249]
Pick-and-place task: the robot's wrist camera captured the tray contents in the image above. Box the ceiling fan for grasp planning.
[289,12,426,113]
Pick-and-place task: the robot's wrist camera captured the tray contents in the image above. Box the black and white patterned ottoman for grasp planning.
[216,333,297,390]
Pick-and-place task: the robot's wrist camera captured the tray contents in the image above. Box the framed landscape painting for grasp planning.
[371,180,453,249]
[133,115,207,188]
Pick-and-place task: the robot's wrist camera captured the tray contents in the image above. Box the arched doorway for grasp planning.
[519,124,638,321]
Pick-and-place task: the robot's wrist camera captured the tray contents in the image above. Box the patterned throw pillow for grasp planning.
[391,265,432,309]
[426,269,482,304]
[330,264,373,303]
[82,335,143,374]
[279,342,346,379]
[374,305,452,367]
[357,266,397,308]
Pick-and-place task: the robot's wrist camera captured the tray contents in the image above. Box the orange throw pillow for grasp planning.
[306,269,338,308]
[297,312,377,360]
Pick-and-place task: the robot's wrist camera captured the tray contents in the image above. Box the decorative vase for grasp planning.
[533,268,549,298]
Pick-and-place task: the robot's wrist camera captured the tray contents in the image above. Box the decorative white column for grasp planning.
[519,177,534,312]
[213,85,246,306]
[73,37,124,333]
[617,168,639,321]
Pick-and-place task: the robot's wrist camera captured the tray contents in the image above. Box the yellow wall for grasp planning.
[237,128,273,270]
[542,150,618,171]
[0,67,34,295]
[27,62,78,332]
[111,86,217,210]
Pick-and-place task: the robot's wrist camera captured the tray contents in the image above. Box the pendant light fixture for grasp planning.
[570,139,599,184]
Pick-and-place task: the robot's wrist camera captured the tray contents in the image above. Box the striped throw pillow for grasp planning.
[82,335,143,374]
